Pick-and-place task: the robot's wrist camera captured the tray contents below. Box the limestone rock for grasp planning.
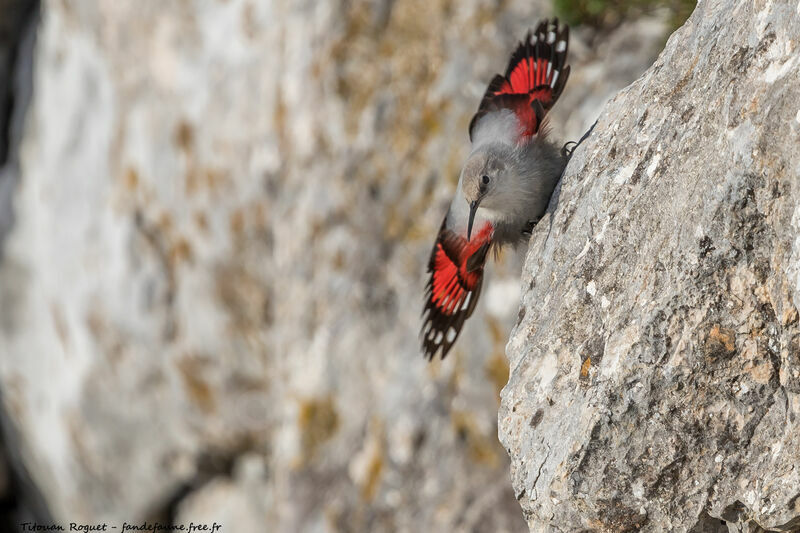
[500,0,800,531]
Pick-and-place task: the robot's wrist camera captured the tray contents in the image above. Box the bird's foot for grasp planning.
[561,119,598,160]
[561,141,577,159]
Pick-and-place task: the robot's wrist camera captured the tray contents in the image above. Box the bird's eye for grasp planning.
[482,175,490,185]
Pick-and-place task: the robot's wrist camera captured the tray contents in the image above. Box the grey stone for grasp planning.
[500,0,800,531]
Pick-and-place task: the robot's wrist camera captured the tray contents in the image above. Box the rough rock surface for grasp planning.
[500,0,800,531]
[0,1,667,531]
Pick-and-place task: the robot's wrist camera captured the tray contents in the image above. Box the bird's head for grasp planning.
[461,146,510,239]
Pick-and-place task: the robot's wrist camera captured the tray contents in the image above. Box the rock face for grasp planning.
[0,1,667,531]
[500,0,800,531]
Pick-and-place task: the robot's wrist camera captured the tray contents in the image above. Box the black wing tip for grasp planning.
[419,275,484,362]
[421,342,450,361]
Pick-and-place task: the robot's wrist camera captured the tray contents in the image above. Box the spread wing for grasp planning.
[469,19,570,142]
[421,219,491,360]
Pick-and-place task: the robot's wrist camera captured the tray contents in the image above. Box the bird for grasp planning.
[421,18,571,360]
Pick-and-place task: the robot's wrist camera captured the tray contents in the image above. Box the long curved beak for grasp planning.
[467,200,479,241]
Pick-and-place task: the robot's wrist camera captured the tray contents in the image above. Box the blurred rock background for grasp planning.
[0,0,688,531]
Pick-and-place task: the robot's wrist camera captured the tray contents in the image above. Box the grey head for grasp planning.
[460,143,518,240]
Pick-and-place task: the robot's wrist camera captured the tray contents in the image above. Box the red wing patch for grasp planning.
[421,221,493,360]
[469,18,570,141]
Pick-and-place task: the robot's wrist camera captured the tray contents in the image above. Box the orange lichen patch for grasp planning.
[580,357,592,379]
[707,324,736,354]
[298,396,340,462]
[177,356,216,414]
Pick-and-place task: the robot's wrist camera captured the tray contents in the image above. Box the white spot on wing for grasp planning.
[555,41,566,53]
[446,328,457,343]
[434,331,443,344]
[461,292,472,310]
[550,71,559,88]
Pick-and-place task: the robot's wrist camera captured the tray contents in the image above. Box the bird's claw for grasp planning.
[562,120,598,159]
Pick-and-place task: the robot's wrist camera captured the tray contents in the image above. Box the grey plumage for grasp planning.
[456,123,566,246]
